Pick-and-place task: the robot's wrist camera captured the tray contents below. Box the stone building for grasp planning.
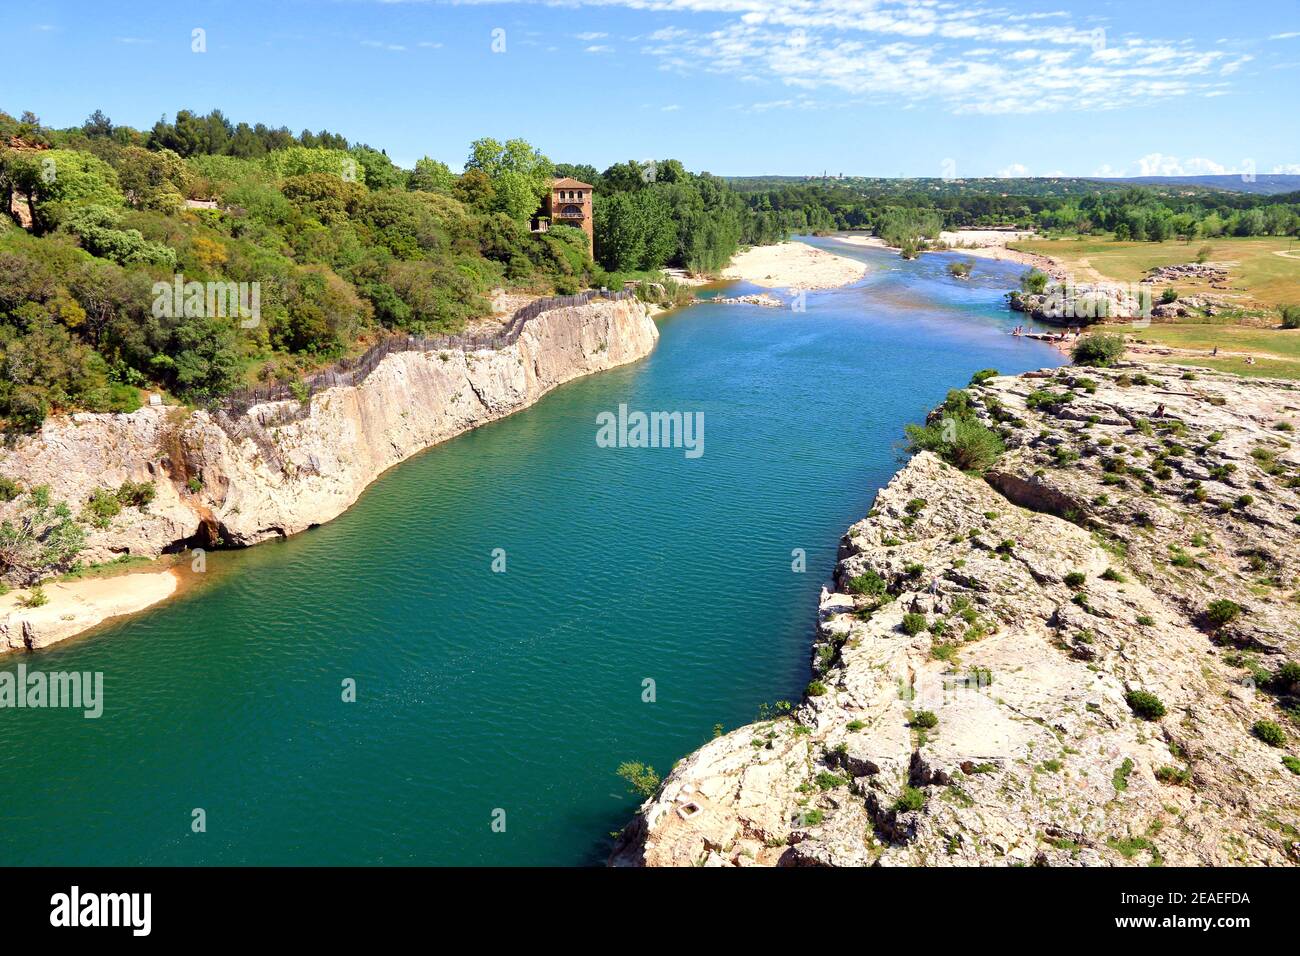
[532,177,594,256]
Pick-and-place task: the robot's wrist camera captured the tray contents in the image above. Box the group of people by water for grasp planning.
[1010,325,1084,342]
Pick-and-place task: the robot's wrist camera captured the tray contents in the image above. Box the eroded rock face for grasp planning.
[0,298,658,562]
[1009,283,1146,325]
[612,364,1300,868]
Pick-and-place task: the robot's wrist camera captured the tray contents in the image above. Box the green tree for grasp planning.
[1,149,123,232]
[615,761,661,799]
[349,145,404,191]
[464,137,553,222]
[0,485,86,584]
[115,146,191,212]
[409,157,455,193]
[264,146,367,185]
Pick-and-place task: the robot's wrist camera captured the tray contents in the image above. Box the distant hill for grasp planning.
[1089,174,1300,195]
[726,176,1128,198]
[727,174,1300,198]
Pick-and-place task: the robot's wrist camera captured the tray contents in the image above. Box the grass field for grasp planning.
[1013,236,1300,313]
[1014,235,1300,378]
[1116,321,1300,379]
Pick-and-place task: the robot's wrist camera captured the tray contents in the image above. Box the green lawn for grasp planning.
[1016,235,1300,378]
[1117,322,1300,380]
[1013,236,1300,312]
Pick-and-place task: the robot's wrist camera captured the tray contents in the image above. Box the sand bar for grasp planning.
[0,569,179,654]
[722,241,867,289]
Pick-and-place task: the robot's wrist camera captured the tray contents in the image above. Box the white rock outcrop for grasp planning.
[613,364,1300,867]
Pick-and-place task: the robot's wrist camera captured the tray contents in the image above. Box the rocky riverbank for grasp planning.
[0,296,658,651]
[612,363,1300,867]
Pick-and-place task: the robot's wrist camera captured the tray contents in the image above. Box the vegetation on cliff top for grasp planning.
[0,107,822,432]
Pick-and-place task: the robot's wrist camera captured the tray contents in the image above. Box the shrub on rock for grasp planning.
[894,786,927,812]
[904,417,1005,472]
[1071,331,1126,367]
[1205,599,1244,630]
[847,570,887,596]
[1252,720,1286,747]
[1125,690,1167,720]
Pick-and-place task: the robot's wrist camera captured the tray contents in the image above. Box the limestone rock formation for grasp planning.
[613,363,1300,867]
[0,296,658,562]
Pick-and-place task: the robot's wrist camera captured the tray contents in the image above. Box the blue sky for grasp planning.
[9,0,1299,177]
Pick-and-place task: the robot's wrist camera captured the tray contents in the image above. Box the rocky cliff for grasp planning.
[612,363,1300,867]
[1,295,657,564]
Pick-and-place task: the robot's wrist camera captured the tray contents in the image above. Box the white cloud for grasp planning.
[631,15,1247,114]
[585,44,614,53]
[575,31,607,40]
[361,40,407,51]
[998,163,1030,178]
[439,0,1258,114]
[660,104,681,111]
[1270,32,1300,40]
[1272,164,1300,174]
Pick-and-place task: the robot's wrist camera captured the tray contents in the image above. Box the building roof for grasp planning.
[551,177,594,189]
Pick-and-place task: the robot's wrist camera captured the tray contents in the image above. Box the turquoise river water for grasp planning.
[0,237,1062,866]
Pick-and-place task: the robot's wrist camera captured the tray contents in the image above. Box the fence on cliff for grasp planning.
[216,289,635,424]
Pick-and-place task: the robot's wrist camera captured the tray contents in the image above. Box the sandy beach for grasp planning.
[0,568,179,653]
[722,241,868,289]
[839,231,1063,275]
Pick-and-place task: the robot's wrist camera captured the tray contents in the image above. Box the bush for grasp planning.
[0,486,85,583]
[1283,755,1300,775]
[893,786,927,812]
[814,770,848,791]
[901,613,927,636]
[1155,765,1191,785]
[1112,757,1135,792]
[1064,571,1086,589]
[115,480,156,509]
[968,368,998,387]
[904,417,1005,473]
[1205,599,1243,629]
[87,382,142,414]
[1125,690,1167,720]
[80,487,122,529]
[1072,331,1126,367]
[615,761,661,798]
[1279,305,1300,330]
[18,584,48,608]
[847,570,887,597]
[1252,720,1286,747]
[910,710,938,729]
[1272,661,1300,691]
[1020,268,1049,294]
[806,680,828,697]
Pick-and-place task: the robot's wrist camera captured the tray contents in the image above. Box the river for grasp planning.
[0,237,1063,865]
